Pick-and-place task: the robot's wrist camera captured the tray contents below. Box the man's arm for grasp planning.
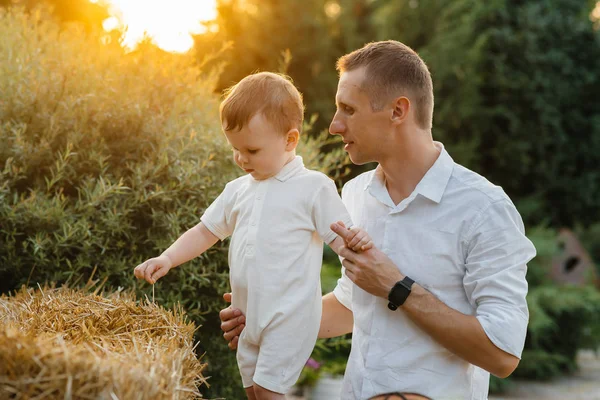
[400,284,519,378]
[333,243,519,378]
[330,214,534,379]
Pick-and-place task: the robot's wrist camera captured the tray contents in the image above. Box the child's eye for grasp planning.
[248,149,259,155]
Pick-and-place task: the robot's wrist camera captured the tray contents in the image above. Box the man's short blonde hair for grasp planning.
[337,40,434,130]
[220,72,304,134]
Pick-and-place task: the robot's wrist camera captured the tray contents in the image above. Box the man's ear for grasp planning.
[285,128,300,151]
[391,96,411,125]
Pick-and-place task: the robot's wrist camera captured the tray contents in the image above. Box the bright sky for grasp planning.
[92,0,218,53]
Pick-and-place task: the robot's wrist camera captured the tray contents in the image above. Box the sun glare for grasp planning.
[93,0,218,53]
[592,1,600,29]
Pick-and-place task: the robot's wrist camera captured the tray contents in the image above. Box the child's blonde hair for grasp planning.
[220,72,304,134]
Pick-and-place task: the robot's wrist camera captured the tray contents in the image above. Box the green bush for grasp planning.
[0,7,347,399]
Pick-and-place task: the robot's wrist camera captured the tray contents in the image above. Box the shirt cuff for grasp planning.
[200,216,228,241]
[476,312,528,359]
[323,216,354,245]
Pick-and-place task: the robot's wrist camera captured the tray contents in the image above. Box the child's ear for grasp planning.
[285,129,300,151]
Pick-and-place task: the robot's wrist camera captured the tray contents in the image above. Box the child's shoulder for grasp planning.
[222,174,251,193]
[298,168,336,187]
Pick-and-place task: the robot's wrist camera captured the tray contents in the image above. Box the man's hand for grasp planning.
[219,293,245,350]
[331,222,403,299]
[134,255,173,284]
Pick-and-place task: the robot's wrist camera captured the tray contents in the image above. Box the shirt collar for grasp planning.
[414,142,454,203]
[365,142,454,205]
[273,155,304,182]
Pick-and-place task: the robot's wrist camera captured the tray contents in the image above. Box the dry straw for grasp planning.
[0,284,206,399]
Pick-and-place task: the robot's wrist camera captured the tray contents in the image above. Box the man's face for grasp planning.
[329,67,391,165]
[224,113,291,180]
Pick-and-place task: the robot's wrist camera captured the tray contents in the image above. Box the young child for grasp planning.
[133,72,372,400]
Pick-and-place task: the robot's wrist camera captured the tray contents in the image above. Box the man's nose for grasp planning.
[329,113,345,136]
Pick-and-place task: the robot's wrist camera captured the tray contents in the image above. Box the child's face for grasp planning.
[224,113,297,180]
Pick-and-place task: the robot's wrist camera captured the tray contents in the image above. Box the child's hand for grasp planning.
[134,255,173,284]
[338,222,373,252]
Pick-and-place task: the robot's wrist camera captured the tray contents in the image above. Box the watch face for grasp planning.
[389,282,410,306]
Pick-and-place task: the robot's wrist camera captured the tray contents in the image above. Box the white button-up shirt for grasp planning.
[333,143,536,400]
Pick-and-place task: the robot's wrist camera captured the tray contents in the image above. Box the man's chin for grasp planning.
[347,152,369,166]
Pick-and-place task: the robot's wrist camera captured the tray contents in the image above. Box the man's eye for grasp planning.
[344,106,354,115]
[248,149,259,155]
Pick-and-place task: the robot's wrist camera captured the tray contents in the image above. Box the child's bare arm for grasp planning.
[134,222,219,284]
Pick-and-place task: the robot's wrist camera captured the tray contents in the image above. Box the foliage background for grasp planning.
[1,0,600,397]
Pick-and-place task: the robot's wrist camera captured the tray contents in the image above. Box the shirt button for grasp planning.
[251,221,256,226]
[256,196,261,200]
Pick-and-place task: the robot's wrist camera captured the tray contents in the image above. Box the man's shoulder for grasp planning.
[342,169,375,193]
[449,163,513,210]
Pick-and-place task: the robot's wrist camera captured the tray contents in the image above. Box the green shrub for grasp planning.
[0,7,347,398]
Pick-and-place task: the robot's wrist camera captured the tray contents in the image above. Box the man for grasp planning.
[219,40,536,399]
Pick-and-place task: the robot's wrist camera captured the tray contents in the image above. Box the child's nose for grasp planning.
[238,153,249,164]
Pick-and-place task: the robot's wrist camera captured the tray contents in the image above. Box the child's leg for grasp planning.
[245,386,258,400]
[252,383,286,400]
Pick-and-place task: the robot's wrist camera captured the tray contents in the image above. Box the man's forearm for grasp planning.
[402,284,519,378]
[318,292,354,338]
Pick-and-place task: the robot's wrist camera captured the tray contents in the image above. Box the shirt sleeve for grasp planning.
[312,177,354,245]
[331,181,354,311]
[200,183,235,240]
[463,199,536,359]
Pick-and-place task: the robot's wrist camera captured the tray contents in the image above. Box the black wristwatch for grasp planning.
[387,276,414,310]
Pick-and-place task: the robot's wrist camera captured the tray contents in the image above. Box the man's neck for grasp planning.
[378,134,440,205]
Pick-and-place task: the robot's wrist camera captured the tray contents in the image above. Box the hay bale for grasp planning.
[0,286,206,399]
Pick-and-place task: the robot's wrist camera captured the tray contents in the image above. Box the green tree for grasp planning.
[417,0,600,227]
[195,0,378,134]
[371,0,600,227]
[371,0,446,49]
